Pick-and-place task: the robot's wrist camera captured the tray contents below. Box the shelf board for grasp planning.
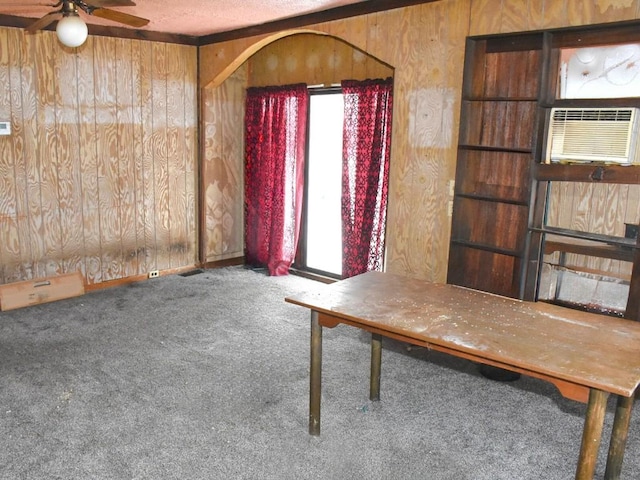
[459,144,532,154]
[455,192,529,206]
[450,240,523,258]
[463,97,538,102]
[543,236,635,263]
[531,226,637,249]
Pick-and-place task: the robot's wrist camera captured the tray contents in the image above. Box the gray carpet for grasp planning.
[0,266,638,479]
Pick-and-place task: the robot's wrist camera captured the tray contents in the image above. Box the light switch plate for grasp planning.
[0,122,10,135]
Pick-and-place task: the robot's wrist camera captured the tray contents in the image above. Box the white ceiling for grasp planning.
[0,0,369,37]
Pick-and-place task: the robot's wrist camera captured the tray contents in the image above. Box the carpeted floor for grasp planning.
[0,266,638,479]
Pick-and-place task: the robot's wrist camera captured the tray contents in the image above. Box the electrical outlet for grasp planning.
[148,270,159,278]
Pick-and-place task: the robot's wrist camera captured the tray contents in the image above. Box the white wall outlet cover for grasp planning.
[0,122,10,135]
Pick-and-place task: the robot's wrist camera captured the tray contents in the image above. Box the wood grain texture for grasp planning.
[77,36,102,284]
[7,29,30,282]
[199,0,640,283]
[248,34,392,88]
[53,45,84,277]
[115,38,138,277]
[139,40,157,274]
[202,65,247,263]
[4,0,640,289]
[383,6,419,276]
[94,36,123,281]
[0,28,198,288]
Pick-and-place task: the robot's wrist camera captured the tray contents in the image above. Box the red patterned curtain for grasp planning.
[341,78,393,278]
[244,84,309,276]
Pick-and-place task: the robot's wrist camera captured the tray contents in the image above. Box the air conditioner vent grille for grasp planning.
[547,107,640,164]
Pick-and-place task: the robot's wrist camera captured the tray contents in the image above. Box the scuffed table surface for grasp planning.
[286,271,640,398]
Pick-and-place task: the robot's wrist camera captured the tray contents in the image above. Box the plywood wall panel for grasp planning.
[469,0,502,36]
[35,35,64,278]
[183,45,199,267]
[21,34,46,280]
[225,69,246,257]
[198,0,640,283]
[167,45,192,267]
[7,29,31,282]
[138,40,157,274]
[151,42,171,271]
[53,47,84,277]
[0,29,13,284]
[383,8,417,275]
[405,2,446,280]
[527,0,546,30]
[202,64,246,263]
[502,0,530,32]
[248,34,392,88]
[0,28,197,288]
[626,185,640,225]
[94,36,123,281]
[76,36,101,284]
[540,0,567,29]
[114,39,138,277]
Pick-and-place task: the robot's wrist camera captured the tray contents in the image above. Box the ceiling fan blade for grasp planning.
[84,0,136,7]
[90,7,149,27]
[25,11,61,33]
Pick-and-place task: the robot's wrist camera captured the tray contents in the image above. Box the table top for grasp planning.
[286,271,640,397]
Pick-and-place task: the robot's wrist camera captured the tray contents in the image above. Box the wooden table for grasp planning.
[285,271,640,480]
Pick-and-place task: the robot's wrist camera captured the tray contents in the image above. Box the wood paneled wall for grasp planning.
[547,182,640,278]
[200,0,640,282]
[201,64,247,264]
[4,0,640,288]
[248,33,393,87]
[0,28,197,286]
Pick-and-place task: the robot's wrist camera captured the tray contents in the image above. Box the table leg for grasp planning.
[604,395,635,480]
[370,334,382,401]
[309,311,322,436]
[575,389,609,480]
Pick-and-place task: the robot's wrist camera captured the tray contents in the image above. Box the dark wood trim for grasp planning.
[1,1,439,46]
[289,268,337,284]
[534,164,640,184]
[471,19,640,49]
[201,256,245,269]
[625,234,640,321]
[83,265,199,292]
[198,0,439,45]
[483,32,544,53]
[0,14,199,45]
[550,20,640,49]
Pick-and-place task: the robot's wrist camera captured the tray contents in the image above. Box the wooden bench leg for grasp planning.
[576,389,609,480]
[604,395,635,480]
[309,311,322,436]
[370,334,382,401]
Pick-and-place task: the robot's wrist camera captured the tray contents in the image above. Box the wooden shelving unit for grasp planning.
[449,23,640,320]
[448,35,543,299]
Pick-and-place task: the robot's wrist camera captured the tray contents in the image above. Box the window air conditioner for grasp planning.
[546,107,640,165]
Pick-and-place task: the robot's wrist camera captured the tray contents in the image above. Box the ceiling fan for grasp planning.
[26,0,149,47]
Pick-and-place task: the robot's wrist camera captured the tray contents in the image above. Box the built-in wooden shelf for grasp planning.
[450,240,522,258]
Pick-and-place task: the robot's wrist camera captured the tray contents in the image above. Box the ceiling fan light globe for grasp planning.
[56,15,88,48]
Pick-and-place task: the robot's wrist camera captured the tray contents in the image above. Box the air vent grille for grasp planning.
[546,108,640,164]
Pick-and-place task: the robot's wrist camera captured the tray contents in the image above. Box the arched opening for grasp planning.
[200,31,394,269]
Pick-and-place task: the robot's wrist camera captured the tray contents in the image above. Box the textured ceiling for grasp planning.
[0,0,367,37]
